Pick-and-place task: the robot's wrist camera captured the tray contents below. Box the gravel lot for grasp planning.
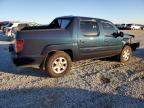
[0,30,144,108]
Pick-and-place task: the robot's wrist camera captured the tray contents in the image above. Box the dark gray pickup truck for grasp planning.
[10,16,139,77]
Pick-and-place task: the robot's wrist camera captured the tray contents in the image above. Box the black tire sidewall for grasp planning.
[45,51,71,77]
[120,46,132,62]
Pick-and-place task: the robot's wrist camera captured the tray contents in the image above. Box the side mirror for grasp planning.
[119,31,124,37]
[113,32,121,38]
[113,31,124,38]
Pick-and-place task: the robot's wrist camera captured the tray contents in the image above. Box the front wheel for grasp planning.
[45,51,71,77]
[119,45,132,62]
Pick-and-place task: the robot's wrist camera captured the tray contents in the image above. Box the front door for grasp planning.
[101,21,123,55]
[78,20,104,59]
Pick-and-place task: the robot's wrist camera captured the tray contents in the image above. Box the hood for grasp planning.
[123,33,135,38]
[122,33,135,44]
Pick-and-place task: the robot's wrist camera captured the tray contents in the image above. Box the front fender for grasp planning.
[122,37,140,51]
[130,42,140,51]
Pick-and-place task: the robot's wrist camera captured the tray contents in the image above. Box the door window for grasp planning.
[101,22,117,36]
[80,21,99,36]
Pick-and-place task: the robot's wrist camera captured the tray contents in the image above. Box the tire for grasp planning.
[45,51,71,77]
[119,45,132,63]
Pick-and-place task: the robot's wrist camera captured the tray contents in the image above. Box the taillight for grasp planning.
[15,40,23,53]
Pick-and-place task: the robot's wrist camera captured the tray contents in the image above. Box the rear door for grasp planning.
[101,21,123,55]
[78,20,104,59]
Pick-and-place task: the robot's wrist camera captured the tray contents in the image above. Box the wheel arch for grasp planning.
[47,49,74,61]
[39,44,76,69]
[122,37,138,51]
[122,39,140,52]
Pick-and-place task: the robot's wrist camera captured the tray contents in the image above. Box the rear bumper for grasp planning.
[11,52,44,67]
[9,43,44,67]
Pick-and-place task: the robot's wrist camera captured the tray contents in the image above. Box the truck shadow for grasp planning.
[18,67,49,77]
[0,65,49,78]
[0,45,48,77]
[0,46,143,78]
[0,87,144,108]
[99,48,144,62]
[133,48,144,58]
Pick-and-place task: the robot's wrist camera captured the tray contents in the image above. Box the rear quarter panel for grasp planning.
[17,29,73,57]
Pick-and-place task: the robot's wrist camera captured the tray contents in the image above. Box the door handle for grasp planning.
[104,39,109,46]
[104,39,109,42]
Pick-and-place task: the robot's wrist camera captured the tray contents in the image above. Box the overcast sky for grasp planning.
[0,0,144,24]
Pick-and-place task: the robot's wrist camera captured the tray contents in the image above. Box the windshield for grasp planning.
[49,18,72,29]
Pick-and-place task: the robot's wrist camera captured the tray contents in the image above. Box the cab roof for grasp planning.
[56,16,111,23]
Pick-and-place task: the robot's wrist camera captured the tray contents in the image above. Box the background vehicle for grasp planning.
[120,24,128,30]
[141,25,144,30]
[5,23,29,37]
[0,21,13,31]
[28,22,41,26]
[130,24,142,30]
[10,16,140,77]
[4,22,41,36]
[126,24,133,30]
[115,24,122,29]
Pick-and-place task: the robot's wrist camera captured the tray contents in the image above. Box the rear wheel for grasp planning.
[45,51,71,77]
[119,45,132,62]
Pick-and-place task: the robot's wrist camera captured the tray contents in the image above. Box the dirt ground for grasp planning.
[0,30,144,108]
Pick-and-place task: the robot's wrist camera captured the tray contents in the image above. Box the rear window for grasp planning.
[49,18,72,29]
[22,18,73,30]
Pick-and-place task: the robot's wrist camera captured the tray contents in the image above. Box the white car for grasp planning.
[5,22,41,36]
[5,23,28,36]
[130,24,142,30]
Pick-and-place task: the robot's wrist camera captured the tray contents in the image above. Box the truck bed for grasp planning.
[22,25,50,30]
